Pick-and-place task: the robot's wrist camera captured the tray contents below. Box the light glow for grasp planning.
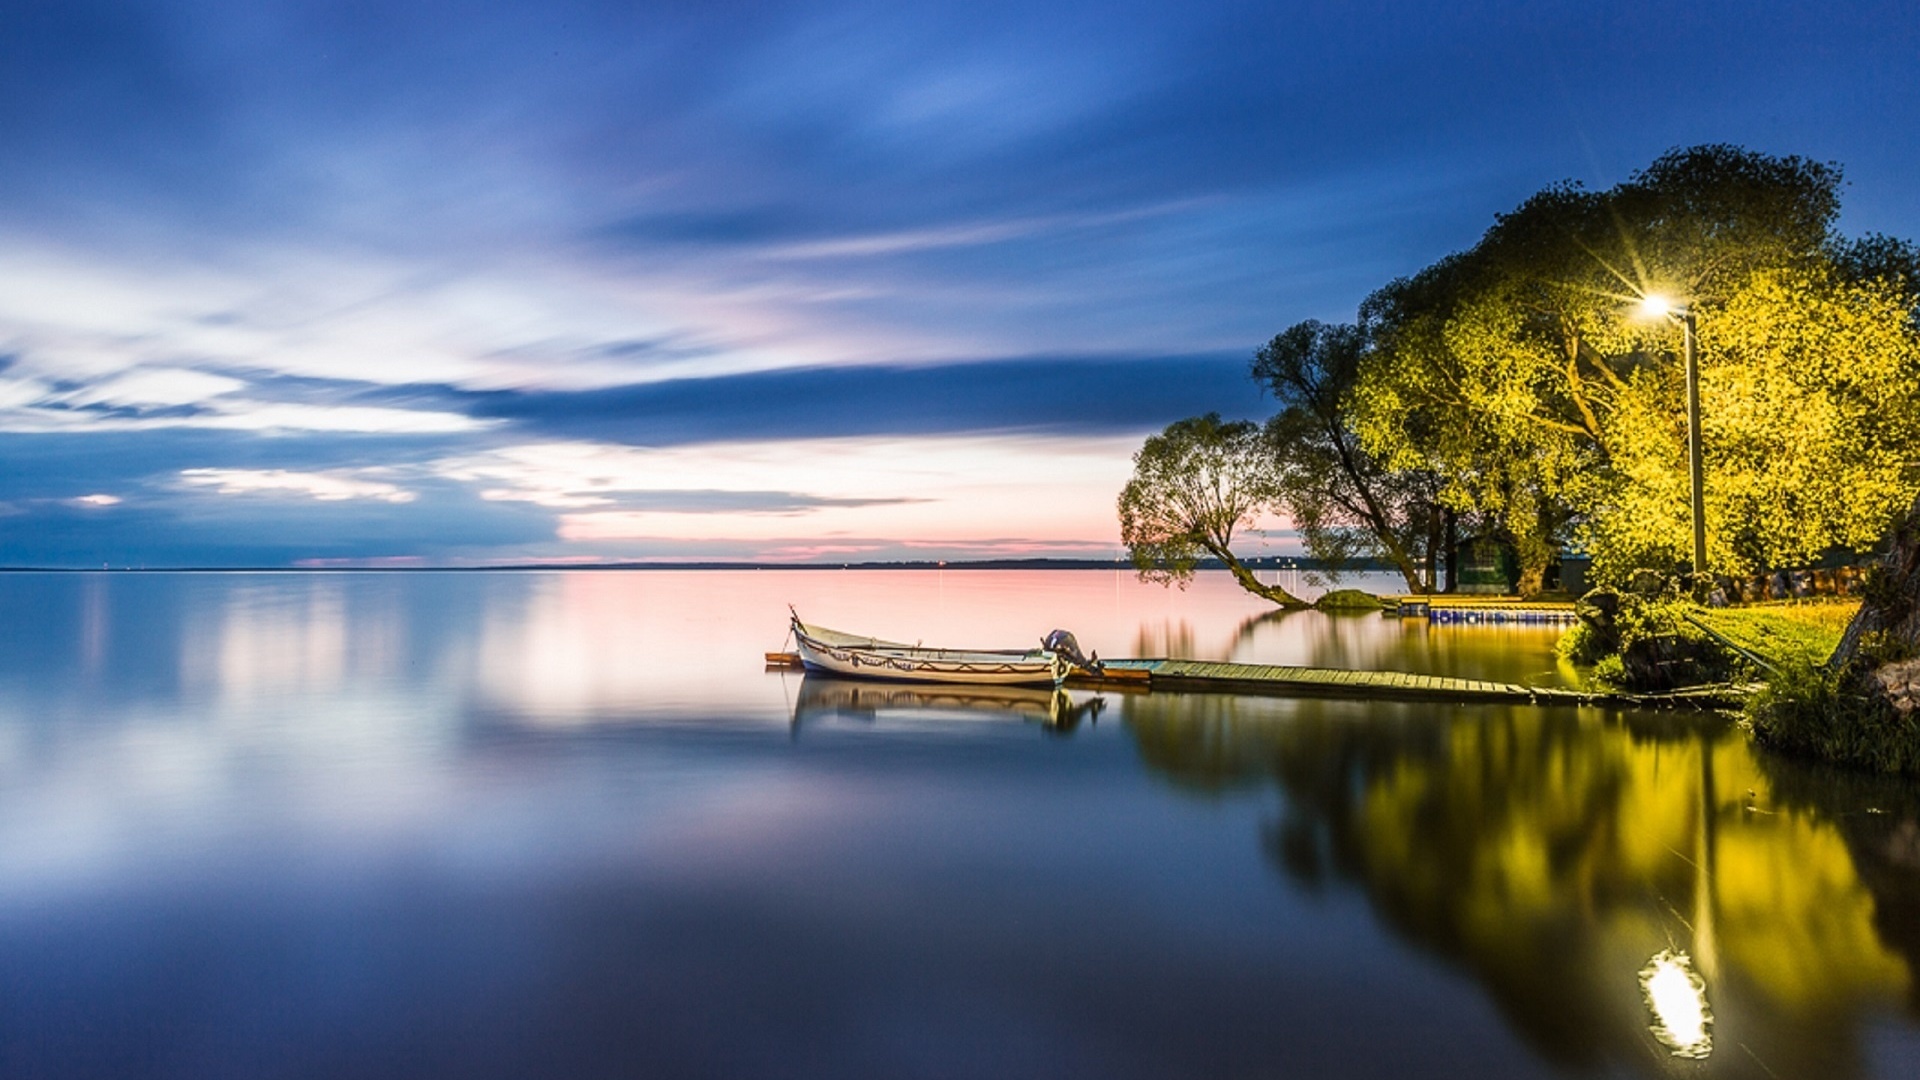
[1640,949,1712,1058]
[1638,293,1676,319]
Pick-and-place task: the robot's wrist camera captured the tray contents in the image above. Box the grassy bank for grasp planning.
[1558,594,1859,691]
[1565,595,1918,777]
[1689,600,1858,668]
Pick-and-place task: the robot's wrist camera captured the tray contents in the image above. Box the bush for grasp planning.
[1746,657,1920,776]
[1314,589,1389,612]
[1555,621,1599,663]
[1556,589,1745,690]
[1590,653,1627,687]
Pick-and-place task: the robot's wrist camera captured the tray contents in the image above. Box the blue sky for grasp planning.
[2,0,1915,566]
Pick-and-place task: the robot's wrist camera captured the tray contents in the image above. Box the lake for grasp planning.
[0,569,1915,1079]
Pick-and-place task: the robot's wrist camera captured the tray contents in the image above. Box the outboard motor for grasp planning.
[1042,629,1102,673]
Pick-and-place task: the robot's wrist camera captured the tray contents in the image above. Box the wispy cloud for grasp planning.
[177,468,417,503]
[754,202,1202,261]
[0,391,489,436]
[63,368,246,408]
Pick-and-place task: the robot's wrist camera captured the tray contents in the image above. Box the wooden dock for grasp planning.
[768,652,1741,710]
[1073,659,1743,709]
[1074,658,1603,704]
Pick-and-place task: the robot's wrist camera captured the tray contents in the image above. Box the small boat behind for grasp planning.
[789,613,1070,686]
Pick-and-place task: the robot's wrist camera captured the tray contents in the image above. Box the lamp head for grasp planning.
[1638,293,1676,320]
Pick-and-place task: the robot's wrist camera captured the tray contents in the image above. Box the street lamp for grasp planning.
[1639,294,1707,575]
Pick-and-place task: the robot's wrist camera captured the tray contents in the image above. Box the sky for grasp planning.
[2,0,1916,567]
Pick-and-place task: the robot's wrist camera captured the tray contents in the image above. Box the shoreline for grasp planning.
[0,558,1381,574]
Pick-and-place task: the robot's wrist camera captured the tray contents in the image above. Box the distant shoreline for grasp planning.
[0,557,1383,574]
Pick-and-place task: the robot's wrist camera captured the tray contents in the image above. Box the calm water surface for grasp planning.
[0,570,1915,1079]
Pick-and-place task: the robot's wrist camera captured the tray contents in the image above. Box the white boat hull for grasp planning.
[791,619,1069,686]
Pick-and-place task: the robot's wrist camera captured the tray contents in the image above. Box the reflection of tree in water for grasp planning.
[1122,693,1917,1079]
[1217,608,1578,688]
[1224,607,1297,655]
[1759,759,1920,1016]
[1132,619,1198,660]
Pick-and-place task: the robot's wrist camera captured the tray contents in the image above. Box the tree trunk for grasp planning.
[1391,550,1423,596]
[1512,514,1554,598]
[1830,490,1920,669]
[1363,529,1425,596]
[1443,509,1459,594]
[1422,504,1441,594]
[1212,546,1310,608]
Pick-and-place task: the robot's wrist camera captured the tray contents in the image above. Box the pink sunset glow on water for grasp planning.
[0,570,1912,1080]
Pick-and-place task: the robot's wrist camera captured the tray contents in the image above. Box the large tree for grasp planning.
[1352,145,1920,588]
[1254,320,1445,593]
[1587,265,1920,574]
[1351,252,1584,594]
[1118,413,1308,608]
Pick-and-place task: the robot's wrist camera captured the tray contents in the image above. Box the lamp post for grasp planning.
[1640,295,1707,575]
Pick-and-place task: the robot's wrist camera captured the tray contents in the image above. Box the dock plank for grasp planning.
[1099,655,1706,706]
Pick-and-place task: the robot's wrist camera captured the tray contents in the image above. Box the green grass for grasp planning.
[1690,600,1859,668]
[1714,598,1920,777]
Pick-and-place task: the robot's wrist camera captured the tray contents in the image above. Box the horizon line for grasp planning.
[0,556,1357,574]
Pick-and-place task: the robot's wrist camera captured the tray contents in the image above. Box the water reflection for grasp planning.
[0,570,1575,723]
[1223,606,1580,686]
[1642,949,1713,1058]
[789,675,1106,735]
[1120,692,1919,1078]
[1132,618,1199,659]
[3,572,1914,1078]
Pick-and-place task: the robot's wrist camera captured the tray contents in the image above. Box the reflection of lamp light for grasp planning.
[1641,949,1713,1058]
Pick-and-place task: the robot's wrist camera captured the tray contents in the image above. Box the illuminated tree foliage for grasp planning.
[1352,145,1920,586]
[1254,320,1446,594]
[1124,146,1917,601]
[1117,413,1307,607]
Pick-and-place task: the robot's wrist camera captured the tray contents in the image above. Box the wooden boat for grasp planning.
[789,614,1070,686]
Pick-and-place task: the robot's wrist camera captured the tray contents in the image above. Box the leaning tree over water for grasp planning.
[1118,413,1307,608]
